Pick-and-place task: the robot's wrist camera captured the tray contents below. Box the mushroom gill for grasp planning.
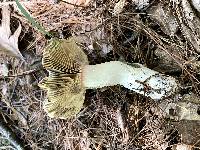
[39,37,88,119]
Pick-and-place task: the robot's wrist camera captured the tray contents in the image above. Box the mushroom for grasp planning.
[39,37,178,119]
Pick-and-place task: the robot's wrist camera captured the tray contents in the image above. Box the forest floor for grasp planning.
[0,0,200,150]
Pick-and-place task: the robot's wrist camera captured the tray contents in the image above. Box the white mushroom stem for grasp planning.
[82,61,178,100]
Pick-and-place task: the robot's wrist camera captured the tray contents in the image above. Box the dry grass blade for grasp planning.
[0,5,24,60]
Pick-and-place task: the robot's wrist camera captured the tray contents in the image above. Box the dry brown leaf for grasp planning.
[0,63,8,76]
[147,3,178,36]
[113,0,126,16]
[173,144,192,150]
[0,5,24,60]
[192,0,200,12]
[62,0,91,6]
[132,0,149,10]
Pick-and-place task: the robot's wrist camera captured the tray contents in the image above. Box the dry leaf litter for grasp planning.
[0,0,200,149]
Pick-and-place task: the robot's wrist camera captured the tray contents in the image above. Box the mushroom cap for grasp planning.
[42,37,88,74]
[39,37,88,119]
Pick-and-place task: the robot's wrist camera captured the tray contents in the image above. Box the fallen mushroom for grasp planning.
[39,37,178,119]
